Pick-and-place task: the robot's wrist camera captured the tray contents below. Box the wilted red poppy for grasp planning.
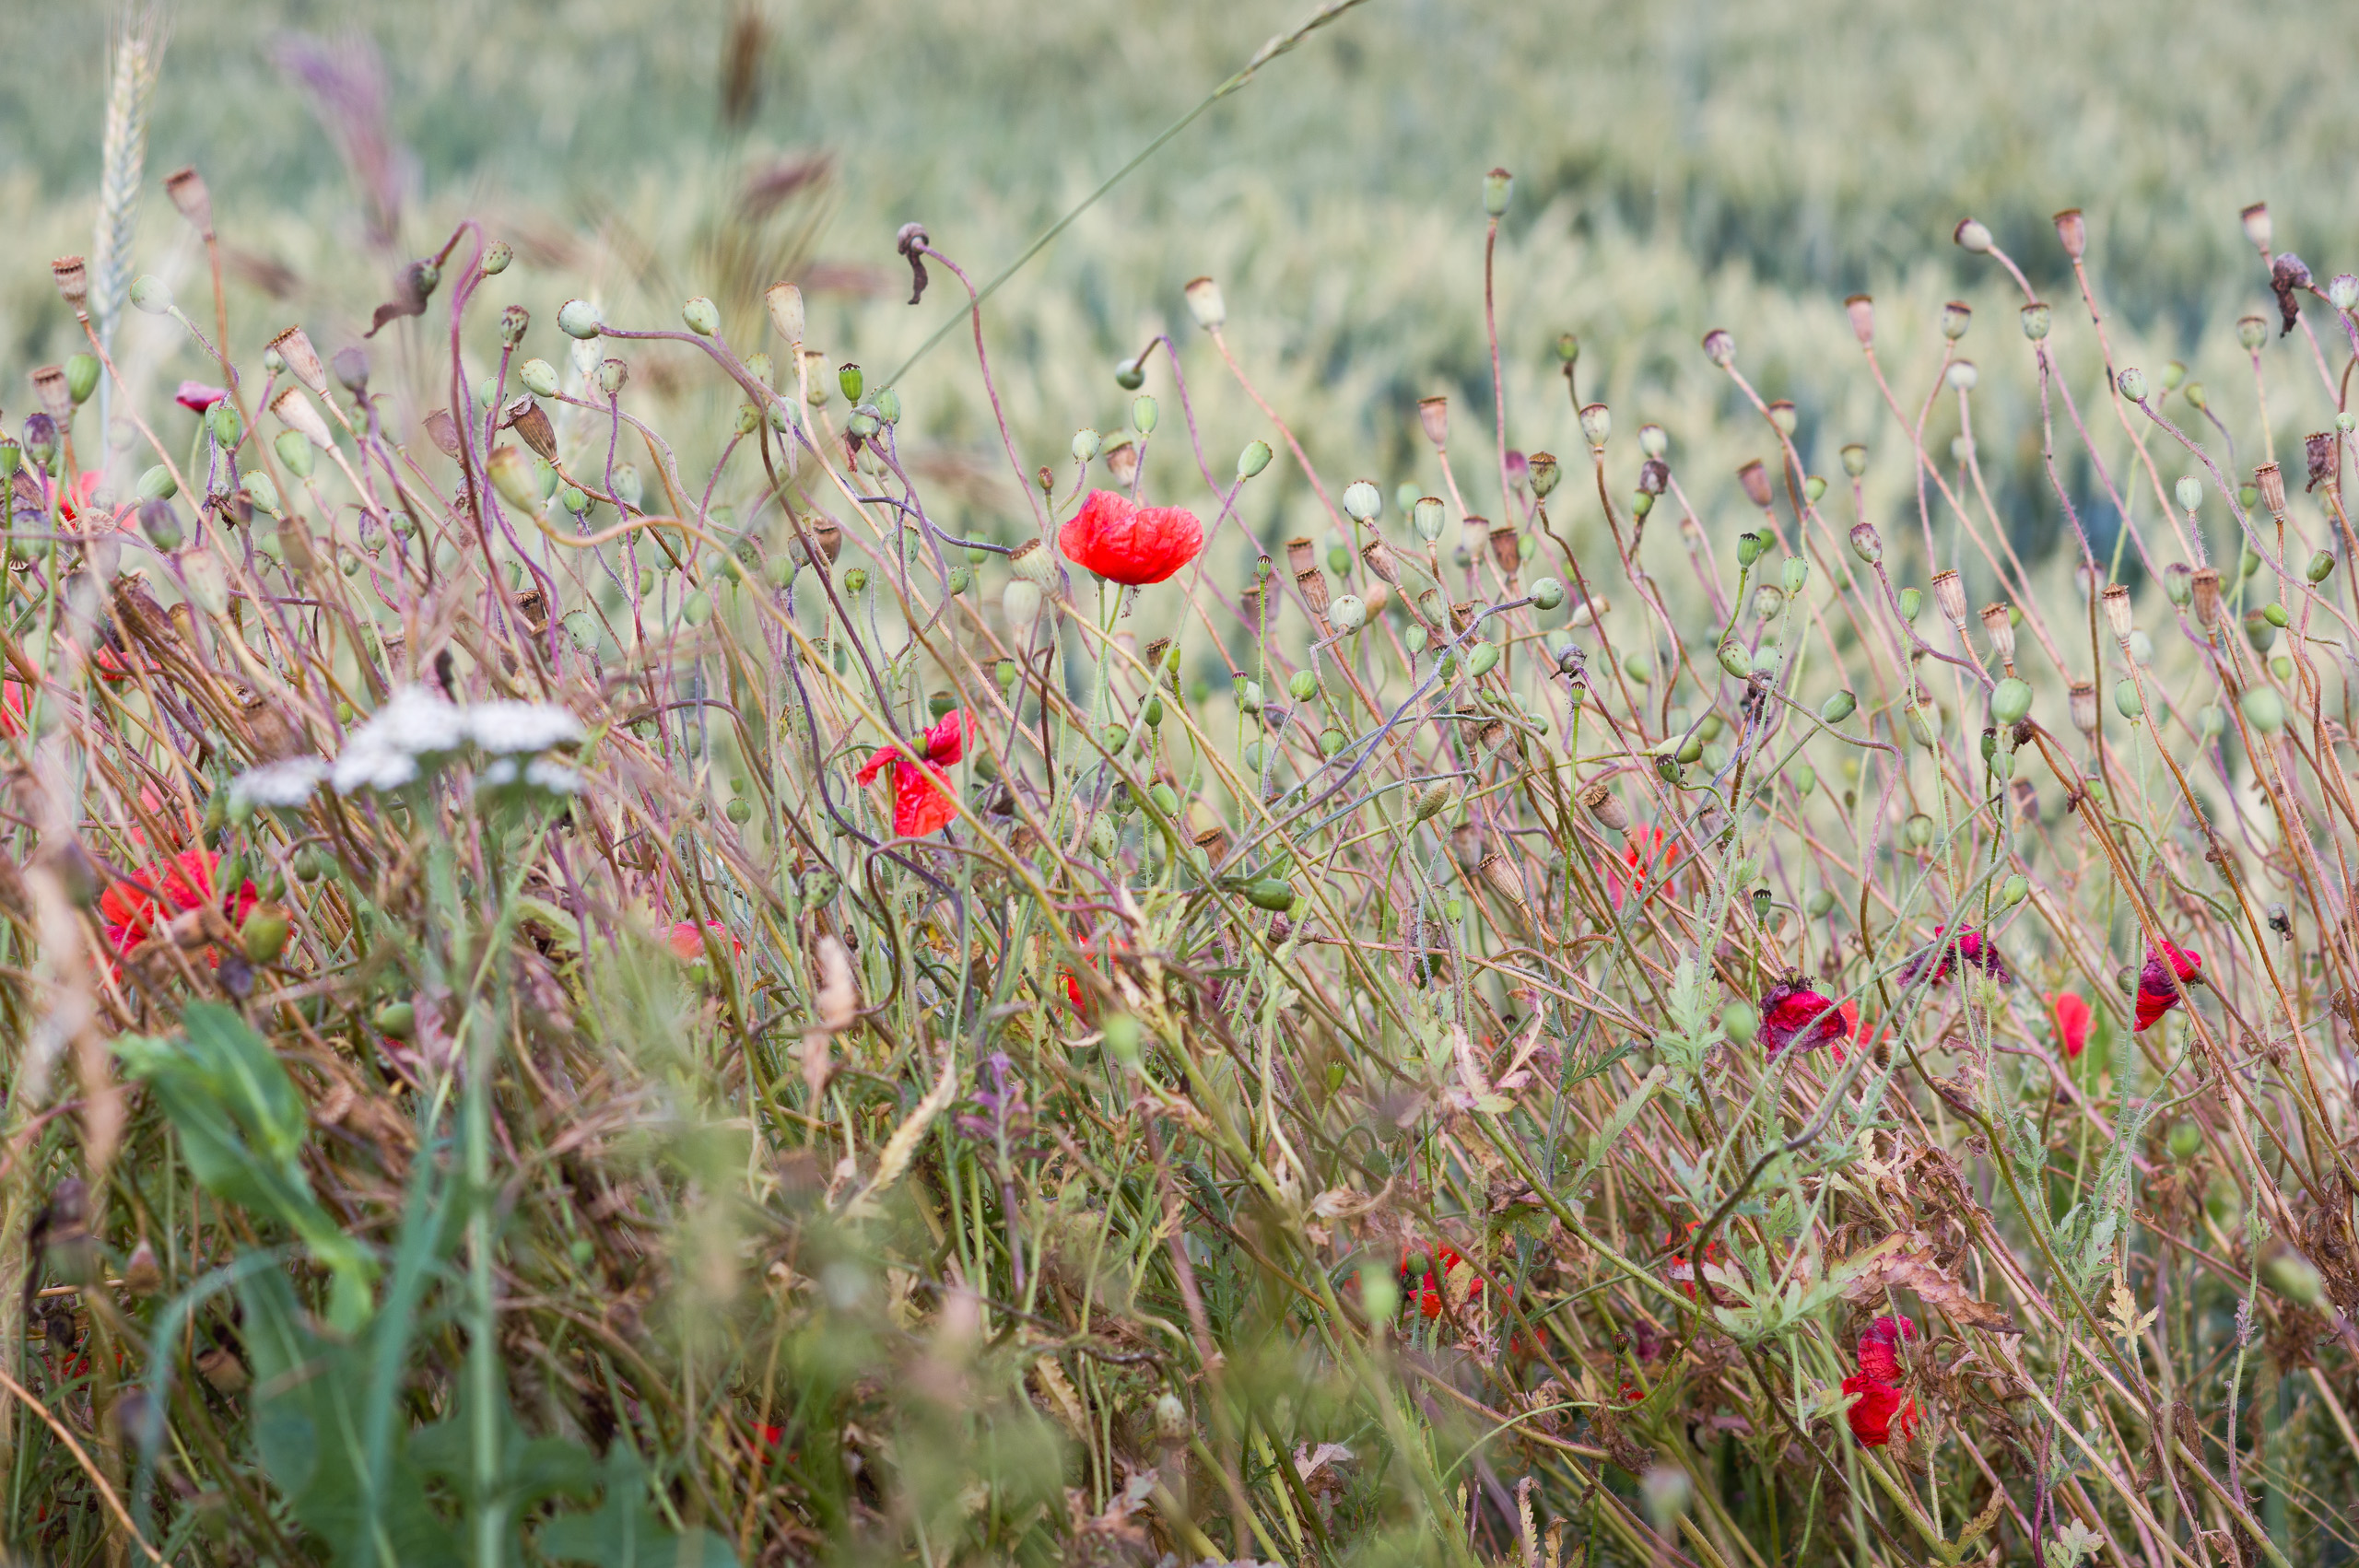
[1605,825,1683,911]
[1759,979,1856,1058]
[1896,924,2013,987]
[667,920,745,962]
[99,848,258,964]
[1843,1315,1919,1446]
[855,709,967,837]
[2134,942,2202,1032]
[2048,991,2093,1059]
[1058,489,1203,586]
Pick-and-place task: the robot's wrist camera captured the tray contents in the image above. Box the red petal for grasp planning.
[923,709,967,766]
[891,762,958,837]
[854,746,894,788]
[1059,489,1203,586]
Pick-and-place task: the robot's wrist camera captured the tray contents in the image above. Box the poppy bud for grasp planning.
[598,358,628,396]
[129,273,172,315]
[1941,300,1972,340]
[1736,531,1767,568]
[51,255,88,313]
[2116,366,2147,404]
[1719,643,1752,678]
[1989,677,2033,726]
[500,361,552,406]
[1237,439,1273,480]
[1762,400,1797,437]
[2263,600,2289,627]
[1954,216,1993,253]
[1466,641,1500,679]
[1519,451,1557,500]
[765,281,805,345]
[1532,577,1565,611]
[2309,549,2336,583]
[60,357,100,411]
[2245,686,2286,734]
[682,297,720,335]
[1342,478,1381,521]
[557,298,603,339]
[1332,594,1367,631]
[480,239,512,275]
[1072,427,1100,463]
[1844,294,1874,345]
[242,470,282,516]
[1114,357,1144,391]
[275,429,315,479]
[2174,474,2202,514]
[1132,393,1158,435]
[1945,359,1978,392]
[241,906,291,965]
[165,165,214,236]
[137,497,183,552]
[2018,300,2052,341]
[2190,567,2222,628]
[2241,202,2272,252]
[1905,698,1940,748]
[1579,403,1612,447]
[1181,275,1230,333]
[137,463,175,501]
[2237,314,2269,351]
[1699,328,1736,368]
[1412,496,1446,543]
[1931,569,1967,627]
[874,386,902,424]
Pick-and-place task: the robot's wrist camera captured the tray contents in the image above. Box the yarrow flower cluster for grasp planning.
[228,685,588,806]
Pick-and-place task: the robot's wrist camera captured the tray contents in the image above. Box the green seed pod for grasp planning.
[1806,889,1836,918]
[1625,651,1651,682]
[2272,654,2295,681]
[2115,679,2143,719]
[1906,701,1940,748]
[1721,1000,1758,1046]
[1793,763,1815,795]
[1142,695,1164,727]
[2263,601,2290,628]
[130,273,173,314]
[1341,478,1380,521]
[1413,496,1447,543]
[241,470,282,516]
[1840,442,1868,477]
[480,240,513,275]
[1326,544,1352,575]
[683,590,711,626]
[1751,644,1784,682]
[241,907,291,965]
[1405,626,1429,655]
[372,1000,417,1039]
[1114,357,1145,392]
[1320,727,1345,756]
[1802,474,1827,504]
[1133,393,1159,435]
[209,400,243,449]
[2020,301,2052,340]
[2240,545,2262,580]
[682,297,721,335]
[1242,742,1265,771]
[725,796,753,824]
[1905,813,1934,849]
[136,463,176,501]
[2197,704,2224,738]
[1237,439,1273,480]
[1247,878,1298,912]
[2115,366,2147,403]
[2176,474,2203,513]
[1331,594,1368,632]
[1465,641,1500,678]
[1483,166,1513,216]
[1898,586,1923,622]
[1719,643,1752,679]
[1818,689,1856,724]
[1989,676,2033,725]
[519,358,559,398]
[2265,1253,2329,1309]
[2243,686,2286,733]
[557,298,603,339]
[874,387,903,424]
[65,354,100,405]
[2308,549,2336,583]
[1999,873,2029,907]
[1736,531,1767,568]
[1781,556,1809,594]
[275,428,315,479]
[1676,735,1704,765]
[1288,670,1319,701]
[1531,577,1565,611]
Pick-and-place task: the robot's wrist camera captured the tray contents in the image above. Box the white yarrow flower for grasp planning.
[358,685,470,755]
[522,758,581,795]
[229,757,329,810]
[331,737,421,794]
[466,699,585,755]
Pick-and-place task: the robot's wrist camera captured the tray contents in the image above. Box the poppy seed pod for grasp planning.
[1702,328,1735,367]
[138,497,183,552]
[1841,521,1882,566]
[1483,167,1513,216]
[269,326,328,398]
[334,346,370,395]
[2053,207,2086,259]
[1237,439,1273,480]
[2241,202,2272,253]
[597,358,628,397]
[1412,496,1446,543]
[682,296,721,335]
[1417,396,1449,449]
[1980,602,2015,662]
[557,298,603,340]
[1487,522,1521,579]
[517,358,559,399]
[164,165,214,236]
[2309,549,2337,583]
[506,397,557,461]
[1104,439,1140,487]
[2101,582,2133,642]
[1529,451,1561,498]
[2176,474,2203,514]
[1941,300,1972,340]
[65,355,99,405]
[1766,400,1798,436]
[2016,300,2052,341]
[1736,531,1768,568]
[1002,579,1043,626]
[1579,780,1628,832]
[2069,679,2097,733]
[2190,567,2223,628]
[30,366,71,423]
[130,274,172,314]
[1954,216,1993,253]
[2237,314,2269,352]
[271,387,333,451]
[1737,460,1773,509]
[275,427,314,478]
[480,240,512,275]
[499,305,530,349]
[2162,562,2192,605]
[1181,275,1226,331]
[2332,275,2359,312]
[1579,403,1612,447]
[1360,535,1401,585]
[766,281,805,345]
[1285,536,1318,579]
[1931,569,1967,627]
[2115,366,2147,403]
[2255,462,2286,518]
[1071,427,1100,462]
[51,255,88,313]
[1295,567,1331,616]
[487,446,539,512]
[1113,357,1144,391]
[1342,478,1381,521]
[1844,294,1874,345]
[1332,594,1367,632]
[2307,431,2339,492]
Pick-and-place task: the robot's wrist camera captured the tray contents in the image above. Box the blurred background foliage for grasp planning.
[2,0,2354,607]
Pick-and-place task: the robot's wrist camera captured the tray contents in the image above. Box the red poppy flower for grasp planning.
[98,848,259,964]
[1843,1315,1919,1446]
[0,681,25,737]
[1896,924,2013,987]
[1605,825,1684,911]
[2048,991,2094,1059]
[1058,489,1203,586]
[1759,979,1855,1058]
[176,381,229,413]
[2134,942,2202,1033]
[1398,1242,1505,1319]
[855,709,967,838]
[1667,1221,1726,1301]
[667,920,745,962]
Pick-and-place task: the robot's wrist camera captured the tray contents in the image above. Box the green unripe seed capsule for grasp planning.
[1246,879,1298,913]
[683,590,711,626]
[1989,677,2033,725]
[682,297,721,335]
[1721,1000,1758,1046]
[1999,873,2030,907]
[1288,670,1319,701]
[210,401,243,448]
[241,907,291,965]
[2263,602,2289,627]
[2115,680,2143,719]
[275,429,315,479]
[1133,394,1159,435]
[1819,689,1857,724]
[137,464,176,500]
[2272,654,2295,680]
[1781,556,1809,594]
[844,568,869,592]
[557,298,603,339]
[1719,644,1752,679]
[1736,531,1767,568]
[1531,577,1565,611]
[2309,550,2337,583]
[1466,641,1500,678]
[65,355,100,405]
[1237,439,1273,480]
[2243,686,2286,734]
[1793,763,1815,795]
[372,1000,417,1039]
[1149,782,1180,817]
[1898,586,1923,622]
[1806,890,1835,918]
[1143,695,1163,727]
[1320,727,1345,756]
[519,358,559,397]
[726,796,753,824]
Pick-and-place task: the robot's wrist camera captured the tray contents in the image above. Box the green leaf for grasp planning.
[539,1446,739,1568]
